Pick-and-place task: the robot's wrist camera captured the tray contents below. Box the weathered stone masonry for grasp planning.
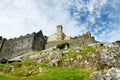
[46,31,97,48]
[0,30,45,60]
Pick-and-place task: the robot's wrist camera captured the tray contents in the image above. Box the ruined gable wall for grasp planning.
[32,30,45,51]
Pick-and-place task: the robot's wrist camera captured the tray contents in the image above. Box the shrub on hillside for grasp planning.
[56,43,70,49]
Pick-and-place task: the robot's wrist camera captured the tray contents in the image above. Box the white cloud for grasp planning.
[0,0,119,42]
[0,0,84,39]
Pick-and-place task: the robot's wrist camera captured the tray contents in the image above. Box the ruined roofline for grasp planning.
[71,31,92,38]
[6,33,35,42]
[4,30,43,42]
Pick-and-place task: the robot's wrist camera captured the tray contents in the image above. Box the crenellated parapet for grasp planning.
[71,31,94,40]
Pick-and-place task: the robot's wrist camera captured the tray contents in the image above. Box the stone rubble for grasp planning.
[7,42,120,79]
[89,43,120,80]
[90,67,120,80]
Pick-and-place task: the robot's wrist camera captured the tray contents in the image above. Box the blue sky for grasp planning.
[0,0,120,42]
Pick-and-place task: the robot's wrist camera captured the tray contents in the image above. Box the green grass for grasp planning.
[80,46,96,55]
[0,64,9,68]
[0,46,97,80]
[0,67,92,80]
[61,46,97,60]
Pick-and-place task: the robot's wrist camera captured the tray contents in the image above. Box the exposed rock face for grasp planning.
[90,67,120,80]
[29,49,63,67]
[6,42,120,79]
[89,43,120,80]
[8,43,120,69]
[98,48,120,69]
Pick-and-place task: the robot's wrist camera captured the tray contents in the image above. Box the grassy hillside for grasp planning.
[0,67,93,80]
[0,45,100,80]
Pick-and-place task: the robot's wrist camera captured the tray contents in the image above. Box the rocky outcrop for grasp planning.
[7,42,120,79]
[90,67,120,80]
[8,43,120,69]
[89,43,120,80]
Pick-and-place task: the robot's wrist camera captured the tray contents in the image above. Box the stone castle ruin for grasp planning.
[0,30,45,60]
[46,25,97,48]
[0,25,97,60]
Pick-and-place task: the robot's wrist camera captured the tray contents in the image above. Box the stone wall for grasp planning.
[47,33,57,42]
[0,30,45,60]
[46,34,97,48]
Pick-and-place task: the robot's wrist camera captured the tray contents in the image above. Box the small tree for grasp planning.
[56,43,69,49]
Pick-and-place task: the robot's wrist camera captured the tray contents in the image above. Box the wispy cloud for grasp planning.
[0,0,119,42]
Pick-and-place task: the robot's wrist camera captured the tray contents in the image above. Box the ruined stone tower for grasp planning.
[57,25,63,40]
[47,25,70,42]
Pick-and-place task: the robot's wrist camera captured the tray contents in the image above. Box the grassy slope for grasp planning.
[0,46,99,80]
[0,67,92,80]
